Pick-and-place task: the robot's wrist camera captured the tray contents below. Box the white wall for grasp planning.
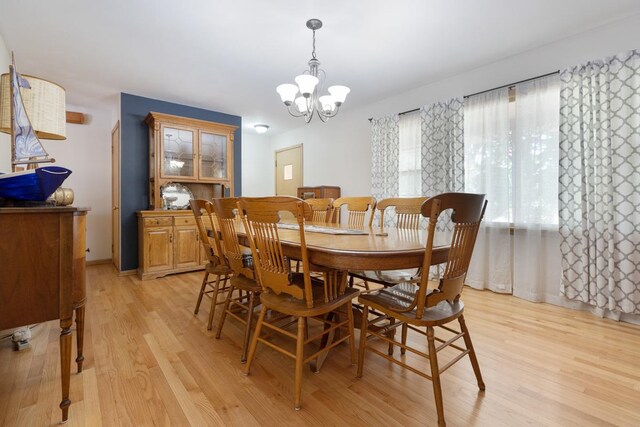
[46,103,114,261]
[255,14,640,196]
[0,33,10,172]
[241,131,276,196]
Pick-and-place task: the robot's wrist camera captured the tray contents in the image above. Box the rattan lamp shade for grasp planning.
[0,73,66,140]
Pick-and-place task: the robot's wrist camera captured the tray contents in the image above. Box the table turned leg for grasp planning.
[75,306,85,373]
[59,322,72,423]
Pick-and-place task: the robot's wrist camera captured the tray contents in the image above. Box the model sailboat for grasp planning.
[0,55,71,201]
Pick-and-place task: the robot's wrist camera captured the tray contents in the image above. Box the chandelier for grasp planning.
[276,19,350,123]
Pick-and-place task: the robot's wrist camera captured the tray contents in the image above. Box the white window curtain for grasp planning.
[512,75,561,302]
[559,49,640,316]
[398,111,422,197]
[464,88,512,293]
[464,77,562,298]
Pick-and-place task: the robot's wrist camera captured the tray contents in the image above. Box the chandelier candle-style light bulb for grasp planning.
[276,19,350,123]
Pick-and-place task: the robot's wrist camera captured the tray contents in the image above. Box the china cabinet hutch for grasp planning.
[137,112,237,280]
[145,112,237,208]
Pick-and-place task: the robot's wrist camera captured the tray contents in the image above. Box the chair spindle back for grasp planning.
[190,199,225,267]
[333,196,377,228]
[377,197,427,230]
[415,193,487,318]
[305,198,334,223]
[211,198,254,279]
[238,196,315,307]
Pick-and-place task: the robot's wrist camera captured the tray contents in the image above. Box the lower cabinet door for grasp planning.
[144,226,174,272]
[174,225,199,268]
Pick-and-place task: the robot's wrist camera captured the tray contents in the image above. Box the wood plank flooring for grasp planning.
[1,264,639,426]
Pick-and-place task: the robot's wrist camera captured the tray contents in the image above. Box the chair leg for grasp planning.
[427,326,446,427]
[207,275,222,330]
[240,292,256,364]
[388,318,396,355]
[215,284,235,339]
[294,316,305,410]
[194,271,209,315]
[400,323,408,355]
[346,300,356,365]
[356,305,369,378]
[244,306,267,376]
[459,315,485,391]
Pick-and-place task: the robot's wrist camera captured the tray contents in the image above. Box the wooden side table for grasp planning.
[0,207,88,423]
[297,185,341,200]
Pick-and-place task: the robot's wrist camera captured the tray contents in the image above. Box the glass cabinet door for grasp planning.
[199,132,228,180]
[162,127,195,178]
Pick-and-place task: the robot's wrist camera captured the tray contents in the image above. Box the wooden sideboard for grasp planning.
[297,186,341,200]
[137,210,208,280]
[0,206,88,423]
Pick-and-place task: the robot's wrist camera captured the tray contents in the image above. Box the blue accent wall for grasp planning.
[120,93,242,271]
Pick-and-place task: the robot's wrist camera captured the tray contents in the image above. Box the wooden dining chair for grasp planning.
[357,193,487,427]
[190,200,233,331]
[293,198,334,273]
[211,197,261,363]
[350,196,428,288]
[305,197,335,223]
[240,196,359,410]
[332,196,376,227]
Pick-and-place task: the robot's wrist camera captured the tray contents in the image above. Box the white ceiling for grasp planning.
[1,0,639,134]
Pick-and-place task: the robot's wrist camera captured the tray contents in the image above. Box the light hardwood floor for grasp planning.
[1,264,639,426]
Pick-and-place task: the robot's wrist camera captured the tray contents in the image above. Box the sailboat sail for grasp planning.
[11,66,51,164]
[0,55,71,202]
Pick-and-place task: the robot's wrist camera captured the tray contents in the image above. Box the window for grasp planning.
[464,76,560,226]
[398,111,422,197]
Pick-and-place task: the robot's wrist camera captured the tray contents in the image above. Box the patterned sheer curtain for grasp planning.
[559,49,640,315]
[463,88,512,293]
[371,116,400,225]
[421,98,465,196]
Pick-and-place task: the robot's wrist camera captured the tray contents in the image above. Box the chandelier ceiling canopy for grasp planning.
[276,19,350,123]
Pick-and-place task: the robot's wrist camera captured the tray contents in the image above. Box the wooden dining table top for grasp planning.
[220,219,449,271]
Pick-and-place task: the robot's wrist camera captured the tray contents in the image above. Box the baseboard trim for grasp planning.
[86,259,112,266]
[118,269,137,276]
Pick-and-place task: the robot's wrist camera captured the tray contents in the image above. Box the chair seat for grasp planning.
[359,283,464,326]
[261,276,359,317]
[230,274,262,292]
[349,269,420,286]
[206,262,233,275]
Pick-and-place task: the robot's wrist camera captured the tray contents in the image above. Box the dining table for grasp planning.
[233,220,449,270]
[211,219,450,370]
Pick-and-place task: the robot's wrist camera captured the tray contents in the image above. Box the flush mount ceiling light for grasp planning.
[254,124,270,134]
[276,19,350,123]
